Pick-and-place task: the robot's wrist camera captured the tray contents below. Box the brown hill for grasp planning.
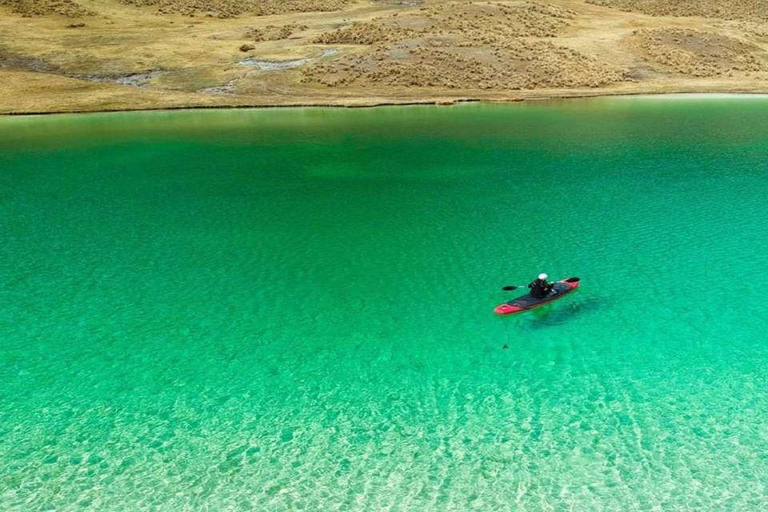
[1,0,768,113]
[0,0,93,17]
[586,0,768,21]
[632,28,766,77]
[305,2,624,89]
[117,0,349,18]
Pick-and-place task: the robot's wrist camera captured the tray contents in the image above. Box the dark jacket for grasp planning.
[528,278,552,299]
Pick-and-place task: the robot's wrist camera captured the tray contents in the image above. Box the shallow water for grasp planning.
[2,98,768,510]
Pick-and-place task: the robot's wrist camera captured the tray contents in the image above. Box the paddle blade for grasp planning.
[502,285,520,291]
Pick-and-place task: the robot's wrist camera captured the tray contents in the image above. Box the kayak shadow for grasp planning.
[516,297,602,329]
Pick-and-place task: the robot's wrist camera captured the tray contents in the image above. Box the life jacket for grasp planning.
[529,279,551,298]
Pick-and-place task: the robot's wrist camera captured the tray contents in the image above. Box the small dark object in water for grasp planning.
[503,344,509,349]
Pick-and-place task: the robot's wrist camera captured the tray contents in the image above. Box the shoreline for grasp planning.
[4,90,768,118]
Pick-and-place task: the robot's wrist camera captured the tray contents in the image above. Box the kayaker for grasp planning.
[528,273,553,299]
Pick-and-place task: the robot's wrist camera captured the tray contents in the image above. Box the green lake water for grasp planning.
[2,97,768,510]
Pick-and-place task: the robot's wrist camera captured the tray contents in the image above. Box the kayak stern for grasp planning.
[494,303,522,315]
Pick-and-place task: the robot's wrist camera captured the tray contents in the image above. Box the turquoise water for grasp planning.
[2,98,768,510]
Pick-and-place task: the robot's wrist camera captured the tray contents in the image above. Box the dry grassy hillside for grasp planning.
[0,0,349,18]
[631,28,766,77]
[117,0,350,18]
[1,0,767,113]
[0,0,93,17]
[586,0,768,21]
[303,2,627,89]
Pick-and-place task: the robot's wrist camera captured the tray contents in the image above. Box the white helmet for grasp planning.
[538,273,548,280]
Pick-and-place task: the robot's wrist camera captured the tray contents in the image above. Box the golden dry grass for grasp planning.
[315,2,575,45]
[118,0,349,18]
[246,23,308,42]
[632,28,767,77]
[586,0,768,21]
[304,2,624,90]
[0,0,93,17]
[1,0,768,114]
[303,42,627,89]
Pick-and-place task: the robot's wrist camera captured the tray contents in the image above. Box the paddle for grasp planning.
[503,277,580,291]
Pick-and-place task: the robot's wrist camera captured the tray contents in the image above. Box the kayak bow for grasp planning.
[494,277,580,315]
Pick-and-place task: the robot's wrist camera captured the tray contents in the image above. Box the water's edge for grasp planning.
[4,92,768,117]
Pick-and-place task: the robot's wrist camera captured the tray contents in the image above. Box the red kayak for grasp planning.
[494,277,580,315]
